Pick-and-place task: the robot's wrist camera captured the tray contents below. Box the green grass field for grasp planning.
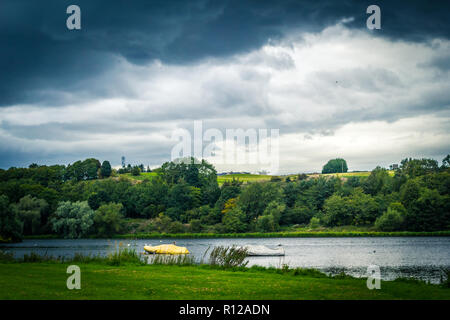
[217,174,273,185]
[119,172,158,181]
[119,170,389,184]
[0,263,448,300]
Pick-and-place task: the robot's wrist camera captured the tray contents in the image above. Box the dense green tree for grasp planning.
[168,183,198,212]
[263,201,285,225]
[322,194,351,226]
[399,158,439,178]
[363,167,393,195]
[94,203,125,237]
[238,182,282,222]
[168,221,185,233]
[350,189,379,225]
[151,214,173,233]
[0,195,22,241]
[189,219,203,233]
[215,181,242,211]
[181,205,213,224]
[131,166,141,176]
[13,195,48,235]
[309,216,321,228]
[283,182,299,208]
[374,207,405,231]
[222,207,247,233]
[280,205,315,225]
[65,158,101,181]
[322,158,348,174]
[51,201,94,238]
[87,190,111,211]
[256,214,277,232]
[400,179,421,210]
[299,177,338,211]
[255,201,285,231]
[100,161,112,178]
[123,179,168,217]
[345,176,361,188]
[442,154,450,169]
[405,188,450,231]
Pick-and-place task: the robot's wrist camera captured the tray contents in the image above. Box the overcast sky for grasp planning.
[0,0,449,173]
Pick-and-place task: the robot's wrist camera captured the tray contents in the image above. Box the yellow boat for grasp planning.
[143,244,189,255]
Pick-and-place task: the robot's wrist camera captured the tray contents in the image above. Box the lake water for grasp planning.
[1,237,449,283]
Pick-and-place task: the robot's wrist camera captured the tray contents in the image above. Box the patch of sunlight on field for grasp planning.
[120,172,158,181]
[217,174,272,185]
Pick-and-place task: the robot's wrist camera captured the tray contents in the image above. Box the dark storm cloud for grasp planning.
[1,0,449,107]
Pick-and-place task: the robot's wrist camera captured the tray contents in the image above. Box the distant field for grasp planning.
[217,174,272,185]
[119,172,158,181]
[119,170,393,184]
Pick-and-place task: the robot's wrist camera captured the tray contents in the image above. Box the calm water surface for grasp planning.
[1,237,449,283]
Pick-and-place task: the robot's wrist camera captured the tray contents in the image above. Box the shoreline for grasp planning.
[19,230,450,241]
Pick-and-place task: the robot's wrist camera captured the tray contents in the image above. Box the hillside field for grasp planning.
[119,171,387,184]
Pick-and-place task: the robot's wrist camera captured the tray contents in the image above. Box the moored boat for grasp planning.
[143,244,189,254]
[241,245,285,256]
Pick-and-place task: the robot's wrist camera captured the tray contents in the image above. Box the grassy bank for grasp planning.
[112,230,450,239]
[0,262,449,300]
[22,230,450,240]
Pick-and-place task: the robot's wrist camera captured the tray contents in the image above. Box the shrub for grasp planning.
[375,208,405,231]
[256,214,277,232]
[189,219,203,233]
[309,216,321,228]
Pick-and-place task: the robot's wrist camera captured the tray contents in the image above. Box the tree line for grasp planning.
[0,155,449,241]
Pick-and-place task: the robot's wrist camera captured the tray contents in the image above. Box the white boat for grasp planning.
[241,245,285,256]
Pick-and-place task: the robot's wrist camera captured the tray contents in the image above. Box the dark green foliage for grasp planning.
[189,219,203,233]
[94,203,125,237]
[222,207,248,233]
[322,188,379,226]
[0,195,23,242]
[441,269,450,288]
[375,203,407,231]
[363,167,393,195]
[131,166,141,176]
[159,157,220,206]
[0,156,449,236]
[123,179,168,218]
[399,157,439,178]
[405,188,450,231]
[238,182,282,222]
[322,158,348,174]
[51,201,94,238]
[100,161,112,178]
[281,206,314,225]
[65,158,101,181]
[13,195,48,235]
